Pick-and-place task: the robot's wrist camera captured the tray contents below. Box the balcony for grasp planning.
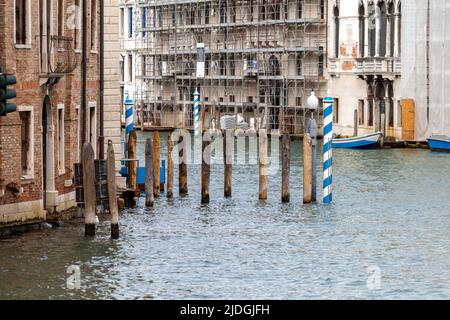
[329,57,401,77]
[40,35,78,79]
[355,57,401,76]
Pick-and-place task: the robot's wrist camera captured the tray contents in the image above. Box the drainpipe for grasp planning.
[99,0,105,159]
[81,0,87,156]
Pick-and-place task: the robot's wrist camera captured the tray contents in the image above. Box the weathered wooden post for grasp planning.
[201,130,211,204]
[153,131,161,197]
[106,141,119,239]
[380,113,386,148]
[145,138,154,207]
[309,119,318,202]
[223,129,233,198]
[303,133,312,204]
[179,135,188,195]
[167,131,174,198]
[354,109,359,137]
[259,129,268,200]
[281,132,290,203]
[82,143,96,236]
[128,129,137,190]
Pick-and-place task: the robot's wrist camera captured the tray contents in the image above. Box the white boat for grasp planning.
[332,132,383,149]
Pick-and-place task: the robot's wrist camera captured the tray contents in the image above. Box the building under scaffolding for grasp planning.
[132,0,328,134]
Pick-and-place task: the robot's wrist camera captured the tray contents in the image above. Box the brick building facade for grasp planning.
[0,0,104,228]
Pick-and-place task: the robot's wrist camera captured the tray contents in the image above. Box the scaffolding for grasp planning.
[134,0,328,135]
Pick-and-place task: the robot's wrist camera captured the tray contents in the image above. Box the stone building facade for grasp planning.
[0,0,103,228]
[328,0,402,139]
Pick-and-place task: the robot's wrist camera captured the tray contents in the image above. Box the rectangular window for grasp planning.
[296,54,303,76]
[260,88,266,104]
[120,8,124,37]
[15,0,30,45]
[205,4,210,24]
[129,7,133,38]
[74,0,81,49]
[358,100,365,125]
[333,98,339,124]
[57,0,64,36]
[20,110,33,178]
[88,102,97,157]
[296,96,302,107]
[57,105,65,175]
[318,46,324,76]
[90,0,97,49]
[320,0,325,19]
[368,99,374,126]
[229,95,235,103]
[141,56,146,77]
[128,54,133,82]
[142,7,147,37]
[120,58,124,82]
[297,1,302,19]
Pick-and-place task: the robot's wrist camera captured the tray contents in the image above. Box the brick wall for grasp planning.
[0,0,102,219]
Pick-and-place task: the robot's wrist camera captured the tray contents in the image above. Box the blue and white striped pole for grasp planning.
[194,88,200,136]
[125,102,134,137]
[323,96,333,204]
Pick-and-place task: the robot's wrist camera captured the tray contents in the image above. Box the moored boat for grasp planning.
[332,132,383,149]
[427,135,450,152]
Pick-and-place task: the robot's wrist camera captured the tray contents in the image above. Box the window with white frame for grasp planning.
[120,8,124,37]
[73,0,81,50]
[57,104,65,175]
[15,0,31,46]
[19,106,34,179]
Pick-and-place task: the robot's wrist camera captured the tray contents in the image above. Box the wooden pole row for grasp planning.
[135,129,319,208]
[82,141,120,238]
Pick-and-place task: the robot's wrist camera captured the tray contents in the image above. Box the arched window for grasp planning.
[368,3,376,57]
[297,1,302,19]
[334,6,340,58]
[388,2,395,57]
[359,3,365,58]
[378,1,387,57]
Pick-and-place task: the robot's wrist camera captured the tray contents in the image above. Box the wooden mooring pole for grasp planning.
[167,131,174,198]
[179,135,188,195]
[259,129,268,200]
[354,109,359,137]
[303,133,312,204]
[82,143,96,236]
[223,129,233,198]
[309,119,318,202]
[153,131,161,197]
[145,138,154,207]
[281,132,290,203]
[201,130,211,204]
[106,141,119,239]
[128,130,137,190]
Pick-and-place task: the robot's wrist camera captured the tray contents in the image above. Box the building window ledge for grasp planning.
[21,176,35,184]
[15,44,32,49]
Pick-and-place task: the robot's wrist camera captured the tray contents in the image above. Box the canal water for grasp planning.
[1,131,450,299]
